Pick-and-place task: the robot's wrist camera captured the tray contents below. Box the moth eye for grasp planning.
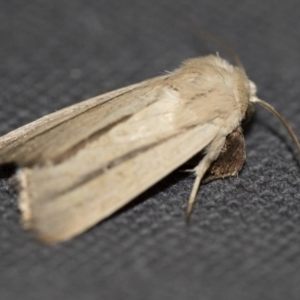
[242,102,255,126]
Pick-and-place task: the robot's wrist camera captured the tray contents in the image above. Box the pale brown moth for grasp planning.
[0,54,299,244]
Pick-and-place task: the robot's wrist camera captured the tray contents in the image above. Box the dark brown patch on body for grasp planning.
[203,126,246,183]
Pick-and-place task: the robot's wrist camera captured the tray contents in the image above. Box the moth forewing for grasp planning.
[19,124,219,243]
[0,55,267,243]
[0,75,167,165]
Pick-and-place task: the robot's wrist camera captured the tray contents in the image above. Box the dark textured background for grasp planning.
[1,1,300,300]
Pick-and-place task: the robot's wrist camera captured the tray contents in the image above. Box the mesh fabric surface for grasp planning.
[1,1,300,299]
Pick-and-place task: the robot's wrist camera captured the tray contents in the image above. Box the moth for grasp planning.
[0,54,299,244]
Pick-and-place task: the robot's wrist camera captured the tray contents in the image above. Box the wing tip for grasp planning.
[13,168,33,230]
[12,169,74,245]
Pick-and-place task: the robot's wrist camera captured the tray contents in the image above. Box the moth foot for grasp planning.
[180,168,196,173]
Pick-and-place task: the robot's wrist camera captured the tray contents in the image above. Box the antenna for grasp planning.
[251,97,300,157]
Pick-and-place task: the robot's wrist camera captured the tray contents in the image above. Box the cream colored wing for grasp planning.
[0,75,167,165]
[16,77,227,243]
[19,122,219,244]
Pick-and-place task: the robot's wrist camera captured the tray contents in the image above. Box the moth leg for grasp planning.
[186,127,246,223]
[186,135,226,223]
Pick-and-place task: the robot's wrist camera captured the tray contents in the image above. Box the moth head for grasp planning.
[242,80,257,126]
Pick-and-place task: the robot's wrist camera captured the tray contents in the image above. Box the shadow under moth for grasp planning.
[0,54,299,244]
